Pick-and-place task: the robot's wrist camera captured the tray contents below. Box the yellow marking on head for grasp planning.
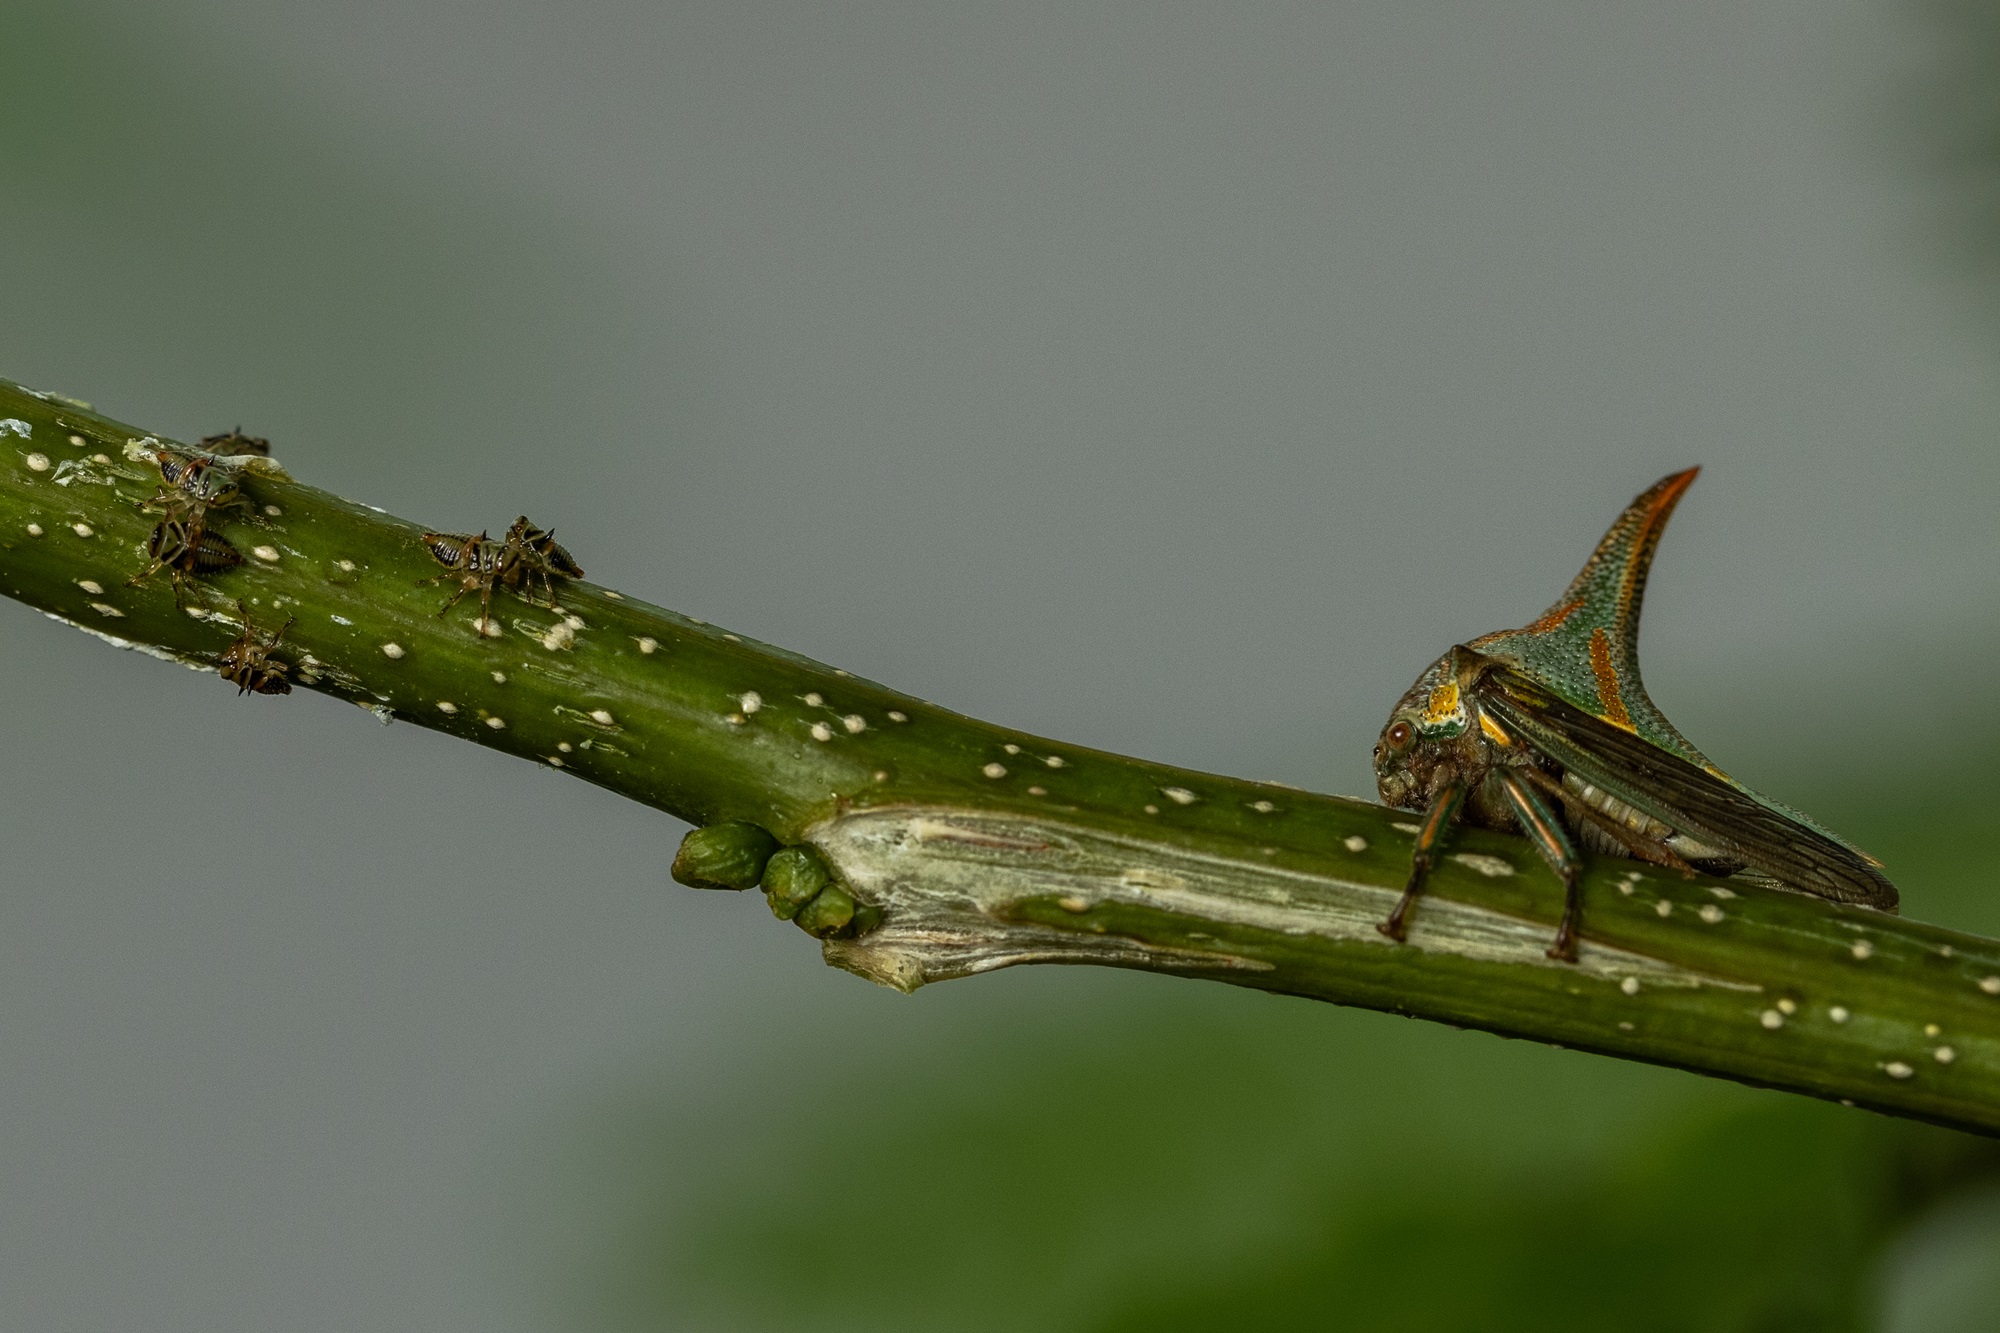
[1422,681,1464,730]
[1479,713,1512,746]
[1588,627,1635,731]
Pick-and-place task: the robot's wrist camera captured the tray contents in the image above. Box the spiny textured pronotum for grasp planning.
[1373,468,1896,961]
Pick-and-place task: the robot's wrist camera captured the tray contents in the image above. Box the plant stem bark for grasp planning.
[2,377,1996,1135]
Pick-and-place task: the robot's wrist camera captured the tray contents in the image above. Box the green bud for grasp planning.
[671,822,779,891]
[761,845,830,920]
[848,901,884,937]
[795,884,856,938]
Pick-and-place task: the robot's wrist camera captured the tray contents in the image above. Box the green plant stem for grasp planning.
[3,377,1997,1135]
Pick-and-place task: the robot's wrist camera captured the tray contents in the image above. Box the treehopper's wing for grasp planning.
[1470,658,1899,912]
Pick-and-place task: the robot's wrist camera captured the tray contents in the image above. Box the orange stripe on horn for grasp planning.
[1589,627,1634,730]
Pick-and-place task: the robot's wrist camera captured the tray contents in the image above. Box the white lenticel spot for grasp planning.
[872,770,889,782]
[89,603,123,617]
[1760,1010,1783,1030]
[25,523,43,536]
[381,643,405,659]
[589,709,615,726]
[1028,785,1047,796]
[1935,1046,1956,1064]
[637,637,659,654]
[76,580,102,594]
[1144,804,1160,815]
[1698,904,1724,924]
[723,633,741,642]
[1343,835,1368,852]
[1252,800,1277,813]
[264,504,281,516]
[71,523,93,537]
[1852,940,1874,960]
[1450,853,1515,878]
[887,711,908,723]
[1924,1023,1941,1038]
[491,671,507,684]
[1620,977,1640,996]
[330,614,352,625]
[1980,976,2000,995]
[565,616,584,630]
[252,546,280,562]
[1392,822,1422,835]
[541,623,575,651]
[1778,998,1797,1015]
[547,756,564,767]
[482,716,507,730]
[91,453,111,464]
[436,701,457,714]
[25,453,49,472]
[478,619,504,638]
[1162,787,1197,805]
[1655,900,1673,918]
[602,590,623,599]
[67,434,84,447]
[1618,1021,1634,1031]
[804,692,823,706]
[1045,756,1065,768]
[1617,882,1635,896]
[740,692,762,714]
[1003,744,1020,754]
[1829,1006,1849,1023]
[337,559,356,572]
[842,714,866,733]
[1884,1062,1914,1080]
[810,722,834,742]
[1708,886,1737,899]
[982,762,1007,778]
[557,742,572,753]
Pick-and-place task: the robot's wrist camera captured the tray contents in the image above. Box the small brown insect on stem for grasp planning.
[418,517,585,635]
[217,600,294,696]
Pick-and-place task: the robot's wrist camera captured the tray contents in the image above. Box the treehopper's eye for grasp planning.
[1386,721,1412,750]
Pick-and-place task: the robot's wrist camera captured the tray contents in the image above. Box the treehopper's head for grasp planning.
[1374,649,1482,811]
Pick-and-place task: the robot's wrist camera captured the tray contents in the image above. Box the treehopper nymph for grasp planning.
[1373,468,1897,962]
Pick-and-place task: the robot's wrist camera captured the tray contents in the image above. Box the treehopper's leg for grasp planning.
[1496,767,1586,962]
[1377,779,1466,943]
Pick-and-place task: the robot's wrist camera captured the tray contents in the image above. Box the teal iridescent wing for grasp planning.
[1472,661,1899,911]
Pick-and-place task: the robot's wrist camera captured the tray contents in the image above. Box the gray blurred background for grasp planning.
[4,1,2000,1329]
